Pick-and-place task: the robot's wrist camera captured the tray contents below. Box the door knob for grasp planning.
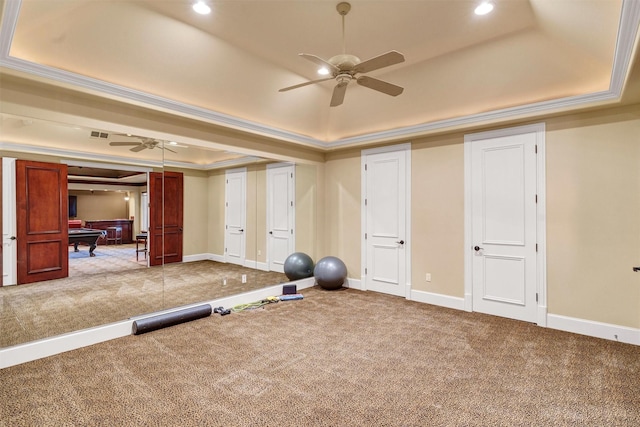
[396,240,405,245]
[239,229,244,233]
[474,245,483,251]
[269,231,273,235]
[634,267,640,272]
[10,236,16,240]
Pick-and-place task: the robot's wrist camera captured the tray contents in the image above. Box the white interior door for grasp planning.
[2,157,17,286]
[470,131,538,322]
[362,145,410,297]
[267,164,294,273]
[225,168,246,266]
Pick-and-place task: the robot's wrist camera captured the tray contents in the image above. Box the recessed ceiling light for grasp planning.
[475,2,494,16]
[168,141,178,146]
[192,1,211,15]
[317,67,330,76]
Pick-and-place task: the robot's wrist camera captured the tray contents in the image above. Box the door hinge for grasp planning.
[365,268,367,275]
[291,229,293,235]
[535,194,538,203]
[365,198,367,206]
[291,201,293,206]
[291,172,293,178]
[535,144,538,154]
[365,164,367,171]
[536,293,539,302]
[536,243,538,252]
[365,233,367,240]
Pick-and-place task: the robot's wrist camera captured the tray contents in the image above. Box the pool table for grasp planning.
[69,228,106,257]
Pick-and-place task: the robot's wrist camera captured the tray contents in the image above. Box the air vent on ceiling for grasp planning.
[90,131,109,139]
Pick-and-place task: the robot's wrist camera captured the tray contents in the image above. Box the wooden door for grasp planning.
[470,131,538,323]
[267,164,295,273]
[363,148,409,297]
[16,160,68,284]
[224,168,246,266]
[149,171,183,266]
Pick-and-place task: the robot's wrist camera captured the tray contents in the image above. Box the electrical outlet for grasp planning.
[242,274,247,284]
[425,273,431,282]
[223,278,227,286]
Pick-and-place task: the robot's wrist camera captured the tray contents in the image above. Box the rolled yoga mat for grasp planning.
[132,304,212,335]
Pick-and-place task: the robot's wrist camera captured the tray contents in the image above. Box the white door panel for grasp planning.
[225,169,246,266]
[363,146,409,297]
[471,132,537,322]
[267,164,294,273]
[2,158,17,286]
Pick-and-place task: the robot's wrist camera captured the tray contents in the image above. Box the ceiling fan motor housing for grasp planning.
[329,54,361,72]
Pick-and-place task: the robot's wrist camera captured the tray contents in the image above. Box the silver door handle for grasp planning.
[474,245,483,251]
[396,240,405,245]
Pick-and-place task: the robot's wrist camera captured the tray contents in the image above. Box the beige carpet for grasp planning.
[0,246,287,348]
[1,287,638,426]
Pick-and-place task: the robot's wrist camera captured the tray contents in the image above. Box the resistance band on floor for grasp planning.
[231,296,279,313]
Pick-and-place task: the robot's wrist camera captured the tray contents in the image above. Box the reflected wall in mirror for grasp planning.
[0,115,318,350]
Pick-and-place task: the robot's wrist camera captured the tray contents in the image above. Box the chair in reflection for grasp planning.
[106,226,123,245]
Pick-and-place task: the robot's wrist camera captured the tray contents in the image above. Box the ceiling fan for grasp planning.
[109,135,186,153]
[279,2,405,107]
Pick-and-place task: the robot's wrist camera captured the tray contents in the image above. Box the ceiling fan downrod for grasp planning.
[337,2,351,54]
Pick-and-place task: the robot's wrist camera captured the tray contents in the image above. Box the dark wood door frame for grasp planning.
[149,171,183,267]
[16,160,69,284]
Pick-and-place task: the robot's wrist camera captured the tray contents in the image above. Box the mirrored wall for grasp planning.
[1,122,318,349]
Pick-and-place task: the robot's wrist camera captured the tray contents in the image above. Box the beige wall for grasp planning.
[322,150,361,278]
[207,170,226,256]
[71,191,127,222]
[545,107,640,328]
[295,163,318,260]
[411,135,465,296]
[323,104,640,329]
[179,169,210,256]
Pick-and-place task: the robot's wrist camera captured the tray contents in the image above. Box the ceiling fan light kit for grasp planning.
[279,2,405,107]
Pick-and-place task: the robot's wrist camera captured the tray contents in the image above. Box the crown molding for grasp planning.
[0,141,260,172]
[1,0,638,150]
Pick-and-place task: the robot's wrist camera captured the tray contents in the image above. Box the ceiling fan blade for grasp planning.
[353,50,405,74]
[299,53,340,74]
[330,82,349,107]
[279,77,334,92]
[357,76,404,97]
[109,141,140,146]
[130,144,147,152]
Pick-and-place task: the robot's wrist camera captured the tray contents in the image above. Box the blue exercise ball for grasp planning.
[284,252,315,281]
[314,256,347,290]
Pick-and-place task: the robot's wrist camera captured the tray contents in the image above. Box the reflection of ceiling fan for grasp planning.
[109,135,186,153]
[279,2,405,107]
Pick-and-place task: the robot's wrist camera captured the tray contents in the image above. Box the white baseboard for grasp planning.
[255,261,269,271]
[0,321,132,369]
[547,314,640,345]
[345,277,362,290]
[209,253,225,263]
[185,254,269,271]
[411,289,466,311]
[0,277,317,369]
[183,253,211,263]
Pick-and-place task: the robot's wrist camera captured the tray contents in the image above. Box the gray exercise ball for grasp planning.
[284,252,315,281]
[314,256,347,290]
